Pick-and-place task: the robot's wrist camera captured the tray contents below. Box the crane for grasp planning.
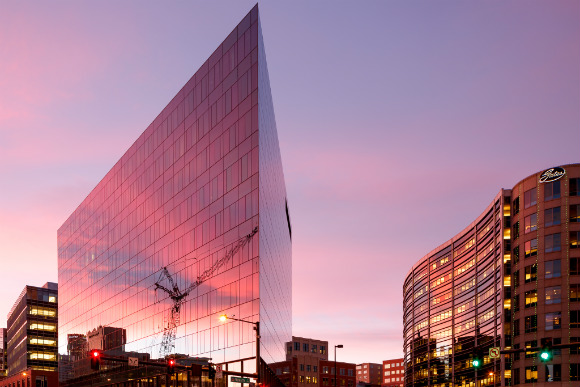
[155,226,258,358]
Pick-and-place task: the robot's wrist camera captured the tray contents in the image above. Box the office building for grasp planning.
[355,363,382,386]
[381,358,403,387]
[0,283,58,387]
[0,328,6,378]
[403,164,580,387]
[57,5,291,386]
[271,337,356,387]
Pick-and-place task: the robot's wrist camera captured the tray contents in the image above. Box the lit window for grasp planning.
[572,231,580,249]
[525,366,538,383]
[525,264,537,283]
[571,204,580,222]
[524,214,537,234]
[545,312,561,330]
[524,239,537,257]
[545,286,561,305]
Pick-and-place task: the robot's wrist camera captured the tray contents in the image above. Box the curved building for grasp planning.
[404,164,580,387]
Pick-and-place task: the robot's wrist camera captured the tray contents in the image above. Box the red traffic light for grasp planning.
[90,350,101,371]
[169,359,175,365]
[92,351,100,358]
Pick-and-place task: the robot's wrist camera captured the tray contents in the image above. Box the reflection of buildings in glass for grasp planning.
[87,326,127,353]
[57,4,291,386]
[67,334,87,362]
[355,363,382,386]
[7,282,58,376]
[404,164,580,387]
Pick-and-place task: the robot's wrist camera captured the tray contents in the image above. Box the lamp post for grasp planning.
[220,315,261,384]
[334,344,343,387]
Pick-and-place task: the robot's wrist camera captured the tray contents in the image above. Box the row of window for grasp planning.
[299,364,318,372]
[514,205,580,238]
[513,258,580,291]
[290,342,326,354]
[516,231,580,261]
[515,178,580,215]
[512,363,580,383]
[384,369,402,376]
[513,310,580,334]
[321,367,353,376]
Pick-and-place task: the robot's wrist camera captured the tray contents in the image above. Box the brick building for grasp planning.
[382,358,404,387]
[356,363,382,386]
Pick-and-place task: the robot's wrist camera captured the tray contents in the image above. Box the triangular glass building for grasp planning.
[57,5,291,385]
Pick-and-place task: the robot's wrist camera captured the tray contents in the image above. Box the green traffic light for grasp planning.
[540,351,550,361]
[473,359,480,367]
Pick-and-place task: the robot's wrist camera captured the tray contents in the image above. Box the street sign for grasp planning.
[216,364,223,379]
[489,347,500,359]
[128,357,138,367]
[232,377,251,383]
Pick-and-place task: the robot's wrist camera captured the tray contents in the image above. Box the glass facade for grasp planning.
[404,164,580,387]
[57,5,291,385]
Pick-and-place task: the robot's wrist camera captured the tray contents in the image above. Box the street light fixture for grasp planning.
[334,344,343,387]
[219,314,261,383]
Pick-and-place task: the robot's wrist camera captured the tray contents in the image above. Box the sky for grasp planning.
[0,1,578,364]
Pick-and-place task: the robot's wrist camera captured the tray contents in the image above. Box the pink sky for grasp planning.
[0,1,578,364]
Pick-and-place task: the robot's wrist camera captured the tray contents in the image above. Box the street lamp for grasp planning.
[334,344,343,387]
[220,314,261,383]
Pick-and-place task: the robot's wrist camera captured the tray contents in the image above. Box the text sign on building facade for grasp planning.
[489,347,500,359]
[232,377,250,383]
[539,167,566,183]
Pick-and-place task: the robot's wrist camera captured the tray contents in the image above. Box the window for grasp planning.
[307,365,311,372]
[287,344,292,353]
[571,231,580,249]
[545,260,561,279]
[544,207,561,228]
[513,246,520,265]
[513,197,520,215]
[545,312,561,330]
[525,239,537,257]
[512,270,520,290]
[320,345,326,354]
[571,284,580,302]
[340,368,345,376]
[323,367,329,374]
[545,364,561,382]
[524,188,537,208]
[571,178,580,196]
[314,366,318,372]
[348,370,353,377]
[545,286,561,304]
[525,264,537,283]
[525,366,537,383]
[545,233,561,253]
[525,290,537,308]
[572,310,580,328]
[294,342,300,351]
[525,340,537,358]
[572,363,580,381]
[571,338,580,355]
[572,258,580,275]
[35,377,47,387]
[513,221,520,240]
[524,214,537,234]
[311,344,317,353]
[306,376,311,383]
[544,181,561,201]
[299,376,304,383]
[300,364,305,371]
[514,294,520,312]
[386,364,390,369]
[303,343,309,352]
[525,315,537,333]
[513,319,520,336]
[513,367,520,385]
[571,204,580,222]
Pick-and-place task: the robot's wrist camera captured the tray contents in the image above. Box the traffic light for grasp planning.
[540,338,553,362]
[90,350,101,371]
[167,358,176,374]
[472,350,483,369]
[208,365,216,380]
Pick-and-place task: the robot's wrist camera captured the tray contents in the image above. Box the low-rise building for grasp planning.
[382,358,404,387]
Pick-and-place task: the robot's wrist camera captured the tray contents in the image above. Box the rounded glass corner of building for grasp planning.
[403,163,580,387]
